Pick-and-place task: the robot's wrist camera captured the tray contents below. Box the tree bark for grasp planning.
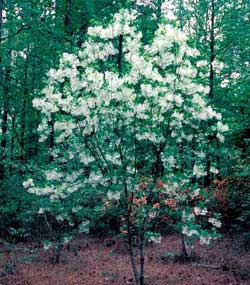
[0,0,6,180]
[20,54,29,164]
[205,0,215,187]
[64,0,73,41]
[139,215,148,285]
[9,114,15,174]
[0,7,10,180]
[49,114,55,162]
[181,233,188,259]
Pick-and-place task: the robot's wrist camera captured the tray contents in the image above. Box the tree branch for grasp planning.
[0,25,26,42]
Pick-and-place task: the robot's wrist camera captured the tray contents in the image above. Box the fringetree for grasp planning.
[24,7,228,285]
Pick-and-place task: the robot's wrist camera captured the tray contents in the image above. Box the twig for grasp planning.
[0,25,26,42]
[191,262,221,269]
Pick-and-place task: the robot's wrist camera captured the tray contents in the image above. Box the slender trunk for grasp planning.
[191,137,197,184]
[20,98,27,163]
[152,143,165,180]
[0,101,8,180]
[126,212,139,285]
[0,0,3,48]
[205,0,215,187]
[119,139,139,284]
[48,114,55,162]
[54,242,63,264]
[64,0,73,42]
[26,54,38,160]
[20,54,29,164]
[181,233,188,259]
[209,0,215,101]
[0,0,5,180]
[0,62,10,179]
[139,215,148,285]
[118,34,123,74]
[9,114,15,174]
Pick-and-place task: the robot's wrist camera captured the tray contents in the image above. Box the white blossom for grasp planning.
[210,167,219,174]
[23,178,34,188]
[38,208,44,214]
[107,191,120,201]
[199,236,211,245]
[193,165,207,178]
[148,235,162,244]
[193,207,208,216]
[221,79,229,88]
[217,122,229,132]
[208,218,222,228]
[45,170,63,181]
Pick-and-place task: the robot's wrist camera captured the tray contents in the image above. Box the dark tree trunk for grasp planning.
[181,233,189,259]
[20,54,29,165]
[49,114,55,162]
[118,34,123,74]
[0,101,8,180]
[64,0,73,40]
[0,0,5,180]
[0,52,10,180]
[209,0,215,101]
[9,114,15,174]
[139,215,148,285]
[205,0,215,187]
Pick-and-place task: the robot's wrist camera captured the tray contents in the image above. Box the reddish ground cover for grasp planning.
[0,235,249,285]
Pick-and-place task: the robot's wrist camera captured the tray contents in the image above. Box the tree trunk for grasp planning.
[205,0,215,187]
[48,114,55,162]
[117,32,139,285]
[181,233,188,259]
[9,114,15,174]
[64,0,73,41]
[118,34,123,74]
[209,0,215,101]
[20,54,29,165]
[139,215,148,285]
[0,0,5,180]
[0,101,8,180]
[0,54,10,180]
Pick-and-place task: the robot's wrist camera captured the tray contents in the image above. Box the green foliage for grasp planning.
[0,175,37,241]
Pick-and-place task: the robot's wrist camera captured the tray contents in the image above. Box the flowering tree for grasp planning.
[24,7,228,285]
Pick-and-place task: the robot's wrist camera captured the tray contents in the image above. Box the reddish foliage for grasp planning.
[139,181,147,190]
[164,199,177,210]
[156,180,165,189]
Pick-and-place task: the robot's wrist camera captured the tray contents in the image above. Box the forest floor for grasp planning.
[0,234,250,285]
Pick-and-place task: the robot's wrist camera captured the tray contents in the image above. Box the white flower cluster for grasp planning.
[45,170,63,181]
[193,207,208,216]
[23,178,34,188]
[199,236,212,245]
[148,234,162,244]
[182,226,198,237]
[107,191,121,201]
[136,0,155,8]
[208,218,222,228]
[193,164,207,178]
[88,9,137,39]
